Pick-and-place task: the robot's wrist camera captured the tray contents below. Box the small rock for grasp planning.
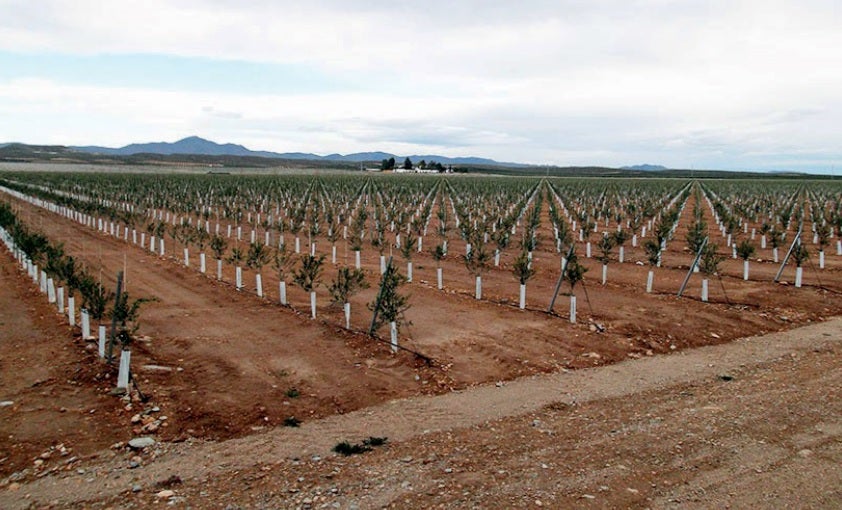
[130,414,142,424]
[589,324,597,332]
[141,365,173,373]
[8,482,20,491]
[0,401,14,407]
[718,374,734,382]
[128,437,156,449]
[155,489,174,498]
[710,332,720,339]
[797,449,813,457]
[132,484,142,493]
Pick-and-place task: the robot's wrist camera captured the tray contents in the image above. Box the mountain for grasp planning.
[620,164,668,171]
[69,136,518,166]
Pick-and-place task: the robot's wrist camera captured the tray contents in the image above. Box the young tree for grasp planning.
[403,157,413,170]
[699,243,725,302]
[596,234,615,285]
[815,223,830,268]
[792,242,809,288]
[369,260,410,352]
[512,249,535,309]
[644,239,661,293]
[463,236,492,299]
[246,241,272,297]
[564,252,587,324]
[613,229,629,263]
[432,243,446,290]
[195,226,210,273]
[227,245,245,290]
[736,239,756,280]
[210,234,228,281]
[293,254,325,318]
[273,243,294,305]
[329,266,369,329]
[400,229,416,282]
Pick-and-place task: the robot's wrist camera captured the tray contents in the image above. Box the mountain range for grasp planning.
[71,136,518,167]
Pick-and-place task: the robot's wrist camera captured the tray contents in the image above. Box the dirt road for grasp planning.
[2,316,839,508]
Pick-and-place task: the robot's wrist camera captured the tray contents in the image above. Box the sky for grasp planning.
[1,0,840,173]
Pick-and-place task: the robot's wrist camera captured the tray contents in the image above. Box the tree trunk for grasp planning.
[57,287,65,314]
[743,260,750,280]
[569,294,577,324]
[310,291,317,319]
[93,324,105,358]
[184,247,190,267]
[344,302,351,329]
[761,235,767,249]
[68,296,76,326]
[390,321,398,353]
[47,278,56,303]
[355,250,361,269]
[602,264,607,285]
[332,245,337,264]
[117,349,131,390]
[235,266,243,290]
[217,259,223,280]
[380,255,386,274]
[701,278,709,302]
[795,267,803,288]
[494,249,500,267]
[619,246,624,263]
[586,242,591,258]
[200,253,206,273]
[417,237,422,253]
[646,270,654,293]
[819,250,825,269]
[256,273,263,297]
[407,261,413,282]
[437,267,443,289]
[159,238,165,256]
[295,237,300,253]
[519,283,526,310]
[279,281,287,305]
[475,275,482,300]
[773,247,779,263]
[81,309,91,339]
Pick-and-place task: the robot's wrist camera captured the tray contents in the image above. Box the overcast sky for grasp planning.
[1,0,840,172]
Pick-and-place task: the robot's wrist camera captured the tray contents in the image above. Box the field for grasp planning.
[1,168,841,507]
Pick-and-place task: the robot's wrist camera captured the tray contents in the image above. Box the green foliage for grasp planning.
[512,249,535,285]
[369,260,410,328]
[272,243,293,280]
[109,291,155,348]
[431,243,446,264]
[596,234,615,264]
[685,219,707,254]
[246,241,271,272]
[227,245,245,266]
[644,239,662,267]
[792,242,809,267]
[736,239,756,261]
[463,241,492,276]
[564,252,587,292]
[79,274,114,321]
[210,234,228,259]
[699,243,725,275]
[328,266,369,304]
[293,254,325,292]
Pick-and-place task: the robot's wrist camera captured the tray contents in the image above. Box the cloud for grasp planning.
[0,1,841,170]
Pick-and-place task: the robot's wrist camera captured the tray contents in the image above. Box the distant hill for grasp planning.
[621,164,668,171]
[70,136,521,166]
